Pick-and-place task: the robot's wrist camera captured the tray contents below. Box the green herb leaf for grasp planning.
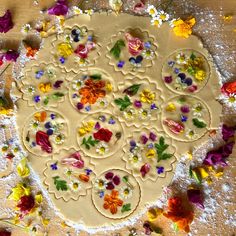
[114,95,132,111]
[53,176,68,191]
[110,39,125,59]
[82,136,100,150]
[90,74,102,80]
[43,97,49,105]
[192,118,207,128]
[121,203,131,213]
[154,136,173,162]
[189,167,202,184]
[52,92,64,100]
[190,52,196,60]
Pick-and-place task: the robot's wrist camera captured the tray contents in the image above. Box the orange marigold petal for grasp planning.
[110,204,118,214]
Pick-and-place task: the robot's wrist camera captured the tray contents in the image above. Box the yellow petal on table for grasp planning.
[16,158,30,178]
[147,208,163,221]
[8,183,31,201]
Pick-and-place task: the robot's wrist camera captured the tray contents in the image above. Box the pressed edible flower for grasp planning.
[146,5,157,17]
[78,121,94,136]
[47,0,68,16]
[57,42,73,58]
[93,128,113,142]
[172,18,196,38]
[151,17,162,28]
[103,189,123,214]
[38,82,52,93]
[163,197,194,233]
[8,183,31,201]
[17,194,35,213]
[146,148,156,158]
[0,10,13,33]
[36,130,52,153]
[16,158,30,178]
[195,70,206,81]
[140,89,155,103]
[125,33,144,56]
[61,152,84,168]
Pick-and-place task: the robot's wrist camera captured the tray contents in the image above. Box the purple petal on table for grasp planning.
[222,124,235,142]
[4,50,19,62]
[47,0,68,16]
[187,188,204,209]
[0,10,13,33]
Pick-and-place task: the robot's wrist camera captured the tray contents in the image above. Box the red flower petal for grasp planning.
[36,131,52,153]
[0,10,13,33]
[17,195,35,213]
[140,163,151,177]
[106,182,115,190]
[221,81,236,96]
[93,128,113,143]
[113,175,120,185]
[105,172,114,180]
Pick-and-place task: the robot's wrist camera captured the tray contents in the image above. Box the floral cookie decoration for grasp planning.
[113,77,163,126]
[162,95,210,141]
[69,69,114,113]
[162,49,210,94]
[77,113,124,158]
[22,110,68,156]
[44,148,95,201]
[123,128,176,181]
[92,169,141,219]
[51,25,100,71]
[21,64,68,108]
[107,28,157,74]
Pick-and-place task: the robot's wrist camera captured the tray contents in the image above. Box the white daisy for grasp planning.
[185,129,197,140]
[169,18,178,28]
[69,181,81,192]
[74,57,89,67]
[139,109,151,120]
[225,93,236,108]
[98,98,108,108]
[72,79,84,90]
[151,17,163,28]
[64,168,73,178]
[29,120,40,131]
[21,24,31,34]
[142,49,155,60]
[128,152,142,166]
[53,133,65,145]
[96,142,109,155]
[94,178,108,191]
[123,109,136,120]
[146,5,157,17]
[176,52,188,65]
[192,103,204,117]
[120,186,133,199]
[156,10,170,22]
[23,85,35,95]
[72,6,83,15]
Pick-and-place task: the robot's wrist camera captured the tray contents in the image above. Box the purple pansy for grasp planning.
[181,115,188,122]
[117,60,125,68]
[143,221,153,235]
[3,50,19,62]
[50,113,56,119]
[76,102,84,110]
[50,162,58,170]
[164,76,173,84]
[140,134,148,144]
[94,122,101,130]
[149,132,157,141]
[99,115,106,122]
[34,95,41,103]
[59,57,65,64]
[180,105,190,113]
[134,100,142,108]
[53,80,63,88]
[150,103,157,110]
[140,163,151,178]
[105,172,120,190]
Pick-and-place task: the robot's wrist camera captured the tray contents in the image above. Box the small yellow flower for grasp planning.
[195,70,206,81]
[8,183,31,201]
[38,82,52,93]
[146,149,156,158]
[106,82,113,92]
[197,167,209,179]
[41,218,50,227]
[17,158,30,178]
[35,193,43,204]
[78,121,95,136]
[57,42,73,58]
[165,103,176,112]
[172,17,196,38]
[147,208,163,221]
[140,89,155,103]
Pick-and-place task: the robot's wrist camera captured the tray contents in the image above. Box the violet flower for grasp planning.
[187,188,204,209]
[203,141,235,167]
[222,124,235,142]
[47,0,68,16]
[1,50,19,62]
[0,10,13,33]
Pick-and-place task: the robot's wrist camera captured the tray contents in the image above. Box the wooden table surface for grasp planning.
[0,1,236,235]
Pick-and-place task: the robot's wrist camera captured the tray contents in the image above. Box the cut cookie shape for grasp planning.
[162,49,210,94]
[51,25,100,72]
[92,169,141,219]
[22,110,68,156]
[107,28,157,75]
[162,95,211,142]
[21,63,69,109]
[123,128,176,181]
[77,113,124,158]
[112,77,163,127]
[69,68,114,113]
[44,148,95,201]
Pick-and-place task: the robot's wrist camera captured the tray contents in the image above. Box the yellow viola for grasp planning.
[16,158,30,178]
[106,82,113,92]
[172,17,196,38]
[147,207,163,221]
[78,121,95,136]
[195,70,206,81]
[140,89,155,104]
[8,183,31,201]
[35,193,43,204]
[57,42,73,58]
[165,103,176,112]
[38,82,52,93]
[197,167,209,179]
[146,149,156,158]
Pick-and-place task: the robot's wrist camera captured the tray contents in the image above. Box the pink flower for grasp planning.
[140,163,151,177]
[47,0,68,16]
[0,10,13,33]
[36,131,52,153]
[61,152,84,168]
[125,33,144,56]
